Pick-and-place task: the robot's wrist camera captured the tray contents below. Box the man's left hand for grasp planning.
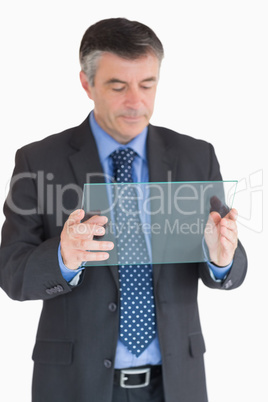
[204,208,238,267]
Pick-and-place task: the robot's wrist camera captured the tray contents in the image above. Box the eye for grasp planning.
[140,81,155,90]
[112,85,125,92]
[141,85,152,90]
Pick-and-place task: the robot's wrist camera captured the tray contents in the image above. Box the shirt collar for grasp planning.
[89,111,148,163]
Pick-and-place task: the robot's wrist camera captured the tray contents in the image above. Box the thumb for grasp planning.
[209,211,222,226]
[67,209,85,226]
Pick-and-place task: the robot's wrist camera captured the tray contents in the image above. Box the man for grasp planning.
[0,18,247,402]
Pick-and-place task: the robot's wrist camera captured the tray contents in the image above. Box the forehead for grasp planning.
[95,52,160,82]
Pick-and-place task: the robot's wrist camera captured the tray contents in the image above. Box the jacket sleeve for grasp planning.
[199,240,248,290]
[198,143,248,289]
[0,148,72,301]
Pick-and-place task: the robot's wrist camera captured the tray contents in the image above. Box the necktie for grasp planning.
[110,148,156,357]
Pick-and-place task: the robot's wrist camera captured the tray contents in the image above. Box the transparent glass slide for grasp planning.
[81,181,237,266]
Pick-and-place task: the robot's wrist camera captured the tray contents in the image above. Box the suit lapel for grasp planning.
[68,116,119,288]
[147,125,178,286]
[147,125,176,183]
[68,117,105,188]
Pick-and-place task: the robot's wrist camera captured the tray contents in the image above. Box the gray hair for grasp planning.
[79,18,164,86]
[80,50,103,86]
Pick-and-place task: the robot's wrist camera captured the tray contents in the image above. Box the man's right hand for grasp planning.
[60,209,114,270]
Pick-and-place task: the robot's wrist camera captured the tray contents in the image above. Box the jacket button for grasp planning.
[108,302,117,312]
[224,279,233,289]
[45,289,52,295]
[104,359,112,369]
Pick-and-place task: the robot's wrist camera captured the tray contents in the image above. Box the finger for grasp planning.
[73,239,114,252]
[66,209,85,227]
[75,250,111,262]
[69,222,106,239]
[219,237,236,263]
[224,208,238,222]
[220,234,238,256]
[220,215,238,234]
[77,215,109,238]
[208,211,222,226]
[220,222,238,251]
[229,208,238,221]
[220,226,238,244]
[66,210,108,229]
[84,215,108,226]
[87,217,108,237]
[85,251,111,261]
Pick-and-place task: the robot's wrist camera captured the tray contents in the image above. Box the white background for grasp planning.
[0,1,267,401]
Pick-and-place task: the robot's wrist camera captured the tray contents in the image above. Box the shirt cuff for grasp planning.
[58,243,84,283]
[202,237,232,281]
[207,260,233,281]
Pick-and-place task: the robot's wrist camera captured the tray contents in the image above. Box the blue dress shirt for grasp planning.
[58,111,232,367]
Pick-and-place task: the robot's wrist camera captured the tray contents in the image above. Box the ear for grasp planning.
[79,71,93,99]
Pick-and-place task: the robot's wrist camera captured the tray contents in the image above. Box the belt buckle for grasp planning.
[120,367,151,389]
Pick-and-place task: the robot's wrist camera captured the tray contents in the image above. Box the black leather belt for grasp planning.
[114,365,162,389]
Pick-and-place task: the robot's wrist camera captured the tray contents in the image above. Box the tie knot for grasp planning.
[110,148,137,183]
[110,147,136,167]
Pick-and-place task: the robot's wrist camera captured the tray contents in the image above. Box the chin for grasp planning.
[123,120,148,134]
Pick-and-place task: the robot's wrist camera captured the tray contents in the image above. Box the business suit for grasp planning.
[0,115,247,402]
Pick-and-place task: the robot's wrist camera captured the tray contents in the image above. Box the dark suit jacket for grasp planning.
[0,116,247,402]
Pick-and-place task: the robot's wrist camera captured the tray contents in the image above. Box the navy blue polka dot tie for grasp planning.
[110,148,156,357]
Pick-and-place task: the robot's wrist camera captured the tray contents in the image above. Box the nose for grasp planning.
[125,86,142,108]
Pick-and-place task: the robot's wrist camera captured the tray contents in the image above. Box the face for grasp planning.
[80,52,160,144]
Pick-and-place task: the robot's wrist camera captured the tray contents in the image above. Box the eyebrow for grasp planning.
[105,77,158,85]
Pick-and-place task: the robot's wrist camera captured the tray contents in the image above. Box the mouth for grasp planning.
[119,114,144,124]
